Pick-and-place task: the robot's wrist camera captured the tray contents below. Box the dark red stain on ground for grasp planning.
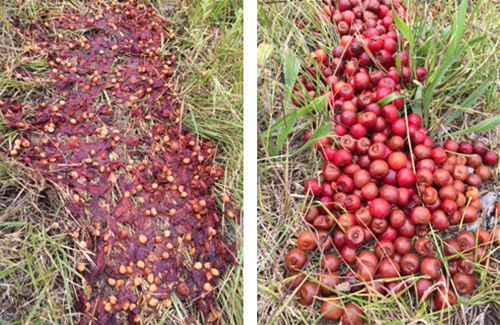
[1,1,237,324]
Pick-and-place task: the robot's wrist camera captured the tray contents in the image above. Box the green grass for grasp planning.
[257,0,500,324]
[0,0,242,324]
[0,163,85,324]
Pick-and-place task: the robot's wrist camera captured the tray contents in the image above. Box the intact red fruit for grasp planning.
[354,207,372,226]
[433,286,457,310]
[341,302,364,325]
[358,112,377,128]
[410,206,431,224]
[333,149,353,167]
[356,251,378,269]
[398,218,416,238]
[337,174,355,193]
[339,83,355,100]
[408,114,422,127]
[345,195,361,211]
[285,273,305,290]
[452,273,476,295]
[344,163,361,176]
[338,213,356,230]
[433,169,451,187]
[439,185,457,201]
[415,278,433,301]
[285,248,307,271]
[397,168,416,187]
[361,182,379,200]
[414,144,431,160]
[476,229,491,245]
[356,261,377,282]
[333,230,346,249]
[414,238,434,257]
[353,73,370,91]
[431,210,449,231]
[375,240,395,259]
[305,179,323,196]
[380,185,399,204]
[304,206,319,223]
[453,165,468,181]
[320,273,341,296]
[419,257,442,280]
[387,152,408,170]
[322,254,341,272]
[389,210,406,228]
[476,166,491,180]
[394,237,412,255]
[391,118,407,136]
[297,281,318,306]
[369,198,390,219]
[351,124,367,139]
[297,230,317,251]
[460,205,479,222]
[313,48,327,63]
[381,104,398,123]
[484,151,499,166]
[321,296,344,319]
[400,253,419,275]
[416,67,427,82]
[370,162,390,182]
[353,169,371,188]
[430,147,447,164]
[323,163,341,181]
[458,256,474,275]
[379,258,401,278]
[456,231,475,253]
[341,246,357,264]
[379,226,398,242]
[444,139,459,152]
[416,168,434,186]
[368,142,387,160]
[458,142,473,154]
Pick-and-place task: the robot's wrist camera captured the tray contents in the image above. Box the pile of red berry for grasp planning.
[284,0,500,323]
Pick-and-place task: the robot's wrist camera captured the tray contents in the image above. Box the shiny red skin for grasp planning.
[369,198,391,219]
[304,179,323,196]
[396,168,416,187]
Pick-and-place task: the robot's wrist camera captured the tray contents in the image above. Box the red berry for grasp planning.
[304,179,323,196]
[333,149,352,167]
[387,152,408,170]
[410,206,431,225]
[391,118,407,136]
[369,198,390,219]
[484,151,499,166]
[396,168,416,187]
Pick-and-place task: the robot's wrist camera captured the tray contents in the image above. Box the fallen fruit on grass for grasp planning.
[320,296,344,319]
[1,1,237,322]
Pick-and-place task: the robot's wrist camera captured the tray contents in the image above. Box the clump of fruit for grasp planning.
[284,0,499,321]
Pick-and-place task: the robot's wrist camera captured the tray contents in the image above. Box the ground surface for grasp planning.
[258,0,500,324]
[0,0,242,324]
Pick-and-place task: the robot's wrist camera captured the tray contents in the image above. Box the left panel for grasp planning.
[0,0,243,324]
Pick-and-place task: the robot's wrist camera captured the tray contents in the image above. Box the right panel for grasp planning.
[258,0,500,323]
